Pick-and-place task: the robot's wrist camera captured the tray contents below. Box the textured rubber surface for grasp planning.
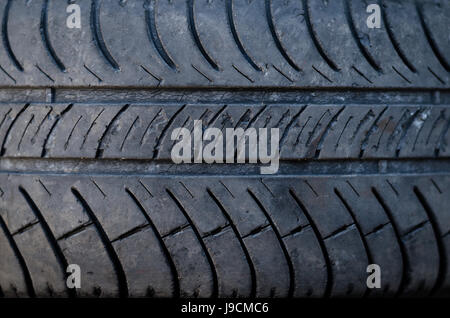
[0,0,448,87]
[0,174,449,298]
[0,102,449,160]
[0,0,449,299]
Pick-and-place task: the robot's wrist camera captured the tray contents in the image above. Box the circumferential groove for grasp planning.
[91,0,120,70]
[145,0,177,70]
[302,0,339,72]
[41,0,66,72]
[265,0,301,72]
[226,0,262,72]
[188,0,219,71]
[2,0,23,71]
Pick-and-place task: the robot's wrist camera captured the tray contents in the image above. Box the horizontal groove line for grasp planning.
[0,89,446,105]
[0,158,449,176]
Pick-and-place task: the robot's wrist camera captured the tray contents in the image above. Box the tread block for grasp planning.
[0,174,447,297]
[0,0,446,87]
[283,226,328,297]
[2,103,449,160]
[365,224,403,297]
[325,225,368,297]
[0,222,29,297]
[204,227,252,298]
[59,225,119,297]
[113,226,174,297]
[163,227,214,298]
[243,227,290,298]
[14,224,68,297]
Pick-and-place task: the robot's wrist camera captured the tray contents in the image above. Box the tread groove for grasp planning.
[139,108,162,147]
[64,115,82,151]
[153,104,186,159]
[380,0,417,73]
[18,186,75,298]
[279,106,307,150]
[166,188,218,298]
[125,187,180,297]
[1,103,29,156]
[145,0,177,70]
[2,0,23,71]
[207,188,257,297]
[428,67,445,85]
[371,187,407,297]
[35,64,55,83]
[232,64,254,82]
[351,66,373,84]
[334,188,373,297]
[0,214,36,297]
[359,106,388,158]
[248,188,295,298]
[265,0,301,72]
[188,0,220,71]
[415,1,450,72]
[31,107,53,144]
[71,187,128,298]
[413,186,446,295]
[0,64,16,83]
[17,114,34,151]
[350,110,375,146]
[395,109,422,157]
[57,222,93,241]
[302,0,339,72]
[344,1,382,73]
[41,104,73,158]
[80,108,105,150]
[312,65,333,83]
[306,109,331,148]
[289,188,333,298]
[435,115,450,157]
[272,65,294,83]
[40,0,66,72]
[95,104,129,158]
[91,0,120,70]
[120,115,139,152]
[315,106,346,158]
[335,116,353,151]
[226,0,262,72]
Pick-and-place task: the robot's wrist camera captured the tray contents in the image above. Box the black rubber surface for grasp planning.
[0,102,449,160]
[0,0,449,298]
[0,175,449,297]
[0,0,447,88]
